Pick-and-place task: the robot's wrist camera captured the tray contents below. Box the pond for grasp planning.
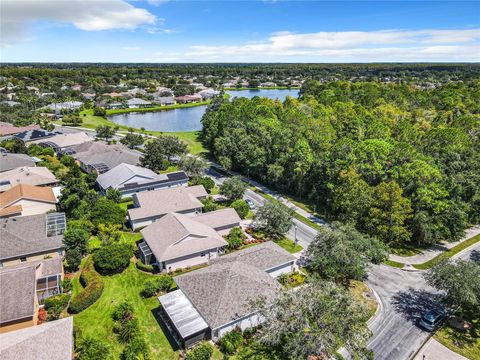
[108,88,299,132]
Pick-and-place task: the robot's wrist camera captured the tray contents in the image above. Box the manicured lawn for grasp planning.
[73,262,178,359]
[106,100,211,115]
[159,164,180,174]
[384,260,405,269]
[413,234,480,270]
[391,245,424,257]
[434,319,480,360]
[274,237,303,254]
[87,232,142,252]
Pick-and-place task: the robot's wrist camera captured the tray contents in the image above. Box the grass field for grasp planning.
[434,319,480,360]
[73,261,178,359]
[274,237,303,254]
[350,280,378,320]
[384,259,405,269]
[413,234,480,270]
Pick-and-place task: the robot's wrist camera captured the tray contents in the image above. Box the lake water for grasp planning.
[108,88,299,132]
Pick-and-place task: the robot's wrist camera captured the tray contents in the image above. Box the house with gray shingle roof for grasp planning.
[96,163,188,198]
[158,242,296,348]
[127,98,152,108]
[0,153,36,173]
[0,317,73,359]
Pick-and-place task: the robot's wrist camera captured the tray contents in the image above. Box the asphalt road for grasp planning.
[206,167,318,249]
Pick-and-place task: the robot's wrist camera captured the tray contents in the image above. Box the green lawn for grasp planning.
[384,260,405,269]
[390,245,424,257]
[159,164,180,174]
[73,262,178,359]
[59,109,207,155]
[87,232,142,252]
[106,101,211,115]
[349,280,377,320]
[119,200,133,211]
[274,237,303,254]
[413,234,480,270]
[434,319,480,360]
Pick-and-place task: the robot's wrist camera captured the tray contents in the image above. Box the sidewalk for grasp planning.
[389,226,480,265]
[414,338,468,360]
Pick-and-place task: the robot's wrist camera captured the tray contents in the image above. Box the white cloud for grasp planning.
[1,0,156,46]
[178,28,480,62]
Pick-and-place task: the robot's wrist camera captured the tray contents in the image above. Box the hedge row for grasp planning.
[135,258,155,273]
[68,257,104,314]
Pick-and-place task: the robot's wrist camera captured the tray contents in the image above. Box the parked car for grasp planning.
[245,198,256,209]
[418,308,446,331]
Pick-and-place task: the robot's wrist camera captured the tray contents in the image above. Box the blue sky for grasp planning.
[1,0,479,62]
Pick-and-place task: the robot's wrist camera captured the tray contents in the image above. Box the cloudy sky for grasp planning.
[1,0,479,62]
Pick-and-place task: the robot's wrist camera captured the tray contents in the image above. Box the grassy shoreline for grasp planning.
[224,86,300,91]
[106,100,211,115]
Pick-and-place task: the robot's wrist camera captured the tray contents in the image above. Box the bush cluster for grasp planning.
[226,227,247,251]
[68,257,104,313]
[92,243,132,275]
[136,258,155,273]
[141,275,174,298]
[218,329,243,355]
[231,199,249,219]
[185,341,214,360]
[44,293,70,320]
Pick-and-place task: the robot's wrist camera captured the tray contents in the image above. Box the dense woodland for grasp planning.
[202,80,480,248]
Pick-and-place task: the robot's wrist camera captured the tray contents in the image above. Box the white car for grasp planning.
[245,199,256,209]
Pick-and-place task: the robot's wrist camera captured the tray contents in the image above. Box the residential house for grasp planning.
[59,142,142,174]
[106,102,125,110]
[158,242,296,348]
[31,132,92,152]
[1,101,20,107]
[0,153,36,173]
[0,317,73,359]
[128,185,208,230]
[14,129,58,143]
[0,122,40,138]
[174,95,202,104]
[0,212,65,267]
[198,89,219,100]
[43,101,83,114]
[0,258,65,333]
[138,208,241,271]
[81,92,96,100]
[127,98,153,109]
[0,167,58,192]
[0,184,57,218]
[153,96,176,106]
[96,163,188,198]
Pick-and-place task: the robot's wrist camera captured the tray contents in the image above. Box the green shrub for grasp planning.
[136,258,155,273]
[117,318,140,343]
[231,199,249,219]
[218,329,243,355]
[44,293,70,320]
[226,227,247,251]
[76,337,111,360]
[112,302,134,322]
[65,248,82,272]
[201,197,219,212]
[186,341,214,360]
[61,279,72,293]
[120,335,150,360]
[141,275,173,298]
[92,243,132,275]
[190,176,215,192]
[68,257,104,313]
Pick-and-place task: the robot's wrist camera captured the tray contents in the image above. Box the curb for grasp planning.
[367,285,383,327]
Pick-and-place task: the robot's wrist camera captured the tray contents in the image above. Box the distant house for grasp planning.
[96,163,188,198]
[31,132,92,152]
[128,185,208,230]
[138,210,238,271]
[0,167,58,192]
[59,142,142,175]
[81,92,96,100]
[0,317,73,358]
[43,101,83,114]
[0,184,58,218]
[0,259,65,333]
[127,98,153,109]
[154,96,176,106]
[0,212,65,267]
[0,153,36,173]
[198,89,219,100]
[0,122,40,138]
[158,242,296,347]
[174,95,202,104]
[106,102,125,110]
[1,101,21,107]
[14,129,58,143]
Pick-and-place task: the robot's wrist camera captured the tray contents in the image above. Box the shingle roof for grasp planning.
[14,129,58,142]
[73,143,141,170]
[175,260,281,329]
[0,214,64,261]
[194,208,241,230]
[96,163,157,190]
[211,241,296,271]
[0,154,35,173]
[141,212,227,262]
[174,242,294,329]
[127,98,152,105]
[0,317,73,360]
[128,186,205,221]
[0,184,56,209]
[0,167,58,192]
[33,132,92,149]
[0,123,40,136]
[0,264,36,323]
